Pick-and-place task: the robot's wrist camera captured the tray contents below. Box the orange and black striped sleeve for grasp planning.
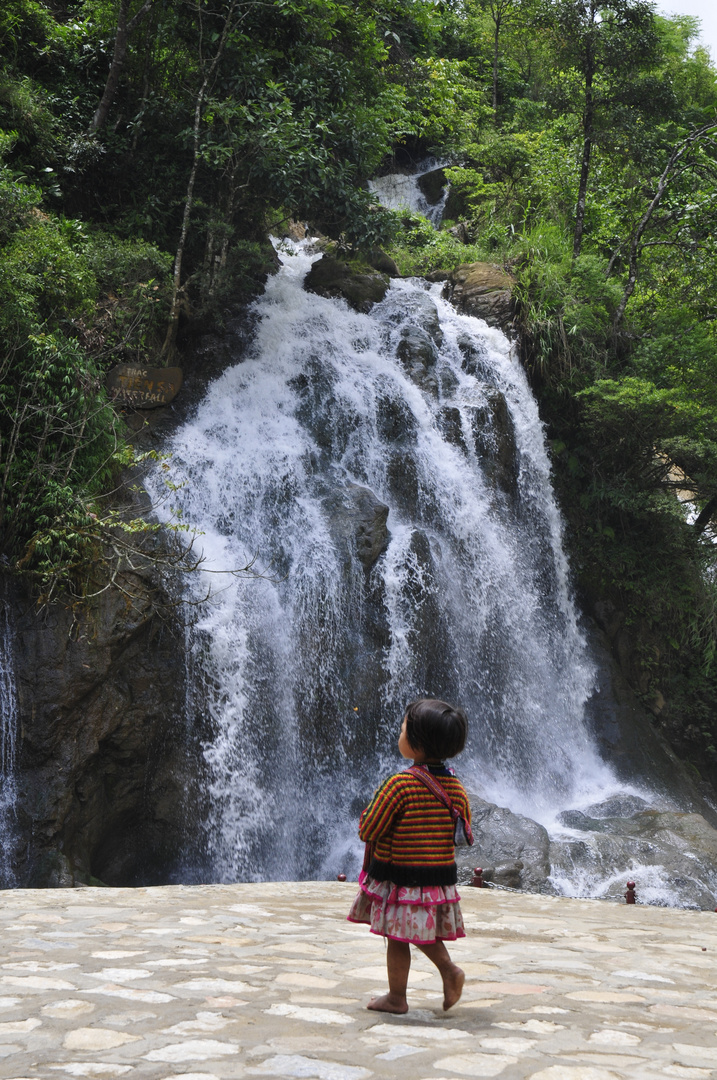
[358,775,407,843]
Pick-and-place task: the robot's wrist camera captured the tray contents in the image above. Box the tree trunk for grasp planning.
[90,0,131,134]
[695,496,717,535]
[161,0,240,362]
[573,68,593,259]
[160,141,201,361]
[493,14,501,121]
[89,0,156,135]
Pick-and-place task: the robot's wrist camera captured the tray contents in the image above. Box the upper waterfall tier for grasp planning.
[151,240,621,885]
[368,159,449,226]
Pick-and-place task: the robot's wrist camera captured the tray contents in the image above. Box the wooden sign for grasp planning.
[106,364,183,409]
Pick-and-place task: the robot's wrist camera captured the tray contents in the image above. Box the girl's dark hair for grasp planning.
[405,697,468,760]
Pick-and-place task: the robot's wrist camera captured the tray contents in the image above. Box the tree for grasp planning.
[613,120,717,328]
[540,0,664,257]
[89,0,159,134]
[161,0,242,360]
[487,0,521,120]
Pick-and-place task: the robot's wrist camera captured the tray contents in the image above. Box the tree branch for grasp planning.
[613,121,717,329]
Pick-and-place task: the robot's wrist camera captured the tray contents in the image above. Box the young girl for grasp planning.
[348,697,472,1014]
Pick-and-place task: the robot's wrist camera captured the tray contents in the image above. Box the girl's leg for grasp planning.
[367,939,410,1013]
[416,940,465,1010]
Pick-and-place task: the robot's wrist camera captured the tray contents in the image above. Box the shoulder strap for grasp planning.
[407,765,458,820]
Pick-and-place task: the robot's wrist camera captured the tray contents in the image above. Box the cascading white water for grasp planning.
[0,598,18,887]
[368,159,448,226]
[152,240,626,885]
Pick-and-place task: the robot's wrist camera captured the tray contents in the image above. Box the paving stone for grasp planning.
[3,883,717,1079]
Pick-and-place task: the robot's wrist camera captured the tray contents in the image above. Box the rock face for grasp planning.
[324,484,390,571]
[10,572,203,888]
[395,293,443,397]
[582,619,717,825]
[467,389,519,496]
[417,167,447,205]
[444,263,514,331]
[303,255,388,313]
[455,793,551,891]
[550,804,717,910]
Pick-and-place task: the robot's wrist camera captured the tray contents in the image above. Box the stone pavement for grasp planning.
[1,883,717,1080]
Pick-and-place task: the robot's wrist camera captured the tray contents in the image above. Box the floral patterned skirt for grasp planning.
[347,871,465,944]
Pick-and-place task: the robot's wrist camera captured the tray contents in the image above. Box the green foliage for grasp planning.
[0,217,97,328]
[0,330,122,593]
[388,210,499,275]
[381,0,717,774]
[2,0,717,777]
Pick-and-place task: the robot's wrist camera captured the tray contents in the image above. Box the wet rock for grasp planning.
[397,326,438,396]
[386,452,420,515]
[468,389,519,495]
[456,794,551,891]
[284,219,307,241]
[437,406,466,452]
[456,332,493,381]
[27,850,76,888]
[584,794,651,818]
[323,483,390,570]
[582,619,717,827]
[392,292,443,398]
[444,263,514,331]
[439,366,459,398]
[449,222,471,244]
[368,248,400,277]
[398,529,456,693]
[11,571,199,889]
[303,255,388,313]
[411,292,443,345]
[492,861,524,888]
[376,394,418,443]
[417,168,447,205]
[593,598,625,641]
[557,810,615,833]
[550,809,717,909]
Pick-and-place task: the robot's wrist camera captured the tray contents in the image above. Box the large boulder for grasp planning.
[444,263,514,331]
[304,255,388,313]
[456,794,551,891]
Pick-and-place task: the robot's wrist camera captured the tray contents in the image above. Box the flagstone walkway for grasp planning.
[1,881,717,1079]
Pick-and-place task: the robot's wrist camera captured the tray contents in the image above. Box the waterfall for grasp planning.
[152,240,624,885]
[0,596,18,887]
[368,159,448,226]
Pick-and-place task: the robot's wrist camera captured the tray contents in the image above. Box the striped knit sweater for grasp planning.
[359,765,472,887]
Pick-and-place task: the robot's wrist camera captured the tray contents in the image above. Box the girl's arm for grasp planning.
[358,775,405,842]
[455,780,472,826]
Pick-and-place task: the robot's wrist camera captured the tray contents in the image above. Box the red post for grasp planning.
[625,880,636,904]
[337,873,347,882]
[470,867,484,888]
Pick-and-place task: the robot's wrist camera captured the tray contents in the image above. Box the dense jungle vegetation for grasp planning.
[2,0,717,779]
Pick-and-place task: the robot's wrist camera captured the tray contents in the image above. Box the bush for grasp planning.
[0,217,97,330]
[0,330,122,584]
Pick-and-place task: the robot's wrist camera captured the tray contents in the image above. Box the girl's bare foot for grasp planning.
[367,993,409,1014]
[442,965,465,1010]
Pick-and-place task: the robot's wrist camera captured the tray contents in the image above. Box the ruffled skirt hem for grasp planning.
[347,871,465,943]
